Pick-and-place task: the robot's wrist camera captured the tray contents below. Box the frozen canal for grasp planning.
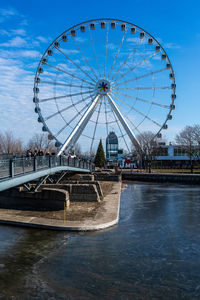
[0,182,200,299]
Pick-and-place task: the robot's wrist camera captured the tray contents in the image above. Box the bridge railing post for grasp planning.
[49,155,52,168]
[9,159,14,178]
[60,155,62,166]
[34,157,37,172]
[22,157,25,174]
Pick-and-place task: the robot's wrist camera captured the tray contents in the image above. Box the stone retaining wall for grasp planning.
[63,174,95,181]
[0,188,69,210]
[94,173,121,182]
[54,181,104,200]
[70,184,100,202]
[40,182,101,202]
[122,172,200,184]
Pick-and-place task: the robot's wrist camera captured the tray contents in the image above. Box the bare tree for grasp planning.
[27,133,56,152]
[0,133,2,154]
[175,125,198,173]
[0,131,24,155]
[132,131,157,172]
[193,124,200,145]
[193,124,200,165]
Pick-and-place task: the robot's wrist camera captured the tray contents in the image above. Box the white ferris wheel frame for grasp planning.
[33,18,176,156]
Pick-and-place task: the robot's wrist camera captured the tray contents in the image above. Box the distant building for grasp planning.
[105,132,125,167]
[106,131,118,159]
[152,144,199,167]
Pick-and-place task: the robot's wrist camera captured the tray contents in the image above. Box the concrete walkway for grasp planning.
[0,182,121,231]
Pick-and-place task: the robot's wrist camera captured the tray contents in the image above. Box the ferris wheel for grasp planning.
[33,18,176,155]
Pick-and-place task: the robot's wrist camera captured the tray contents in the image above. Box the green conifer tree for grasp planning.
[94,139,106,168]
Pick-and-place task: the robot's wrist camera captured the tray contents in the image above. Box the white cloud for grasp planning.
[156,37,180,50]
[61,49,79,55]
[75,37,86,43]
[107,43,116,50]
[0,36,28,47]
[20,19,28,26]
[0,48,41,60]
[164,43,180,49]
[0,8,17,17]
[0,28,26,37]
[20,50,41,58]
[0,29,10,36]
[0,7,18,23]
[126,37,142,44]
[0,56,41,140]
[37,36,49,43]
[11,29,26,36]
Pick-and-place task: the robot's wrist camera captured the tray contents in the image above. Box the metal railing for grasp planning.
[0,155,95,181]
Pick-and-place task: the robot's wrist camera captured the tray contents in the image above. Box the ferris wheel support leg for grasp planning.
[57,95,100,156]
[106,94,142,152]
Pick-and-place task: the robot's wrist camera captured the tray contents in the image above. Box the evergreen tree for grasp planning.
[94,139,106,167]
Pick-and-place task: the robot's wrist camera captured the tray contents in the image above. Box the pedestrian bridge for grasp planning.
[0,156,94,192]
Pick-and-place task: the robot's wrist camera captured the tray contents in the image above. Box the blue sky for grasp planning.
[0,0,200,150]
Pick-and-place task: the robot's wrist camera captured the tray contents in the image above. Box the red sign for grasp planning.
[125,159,131,164]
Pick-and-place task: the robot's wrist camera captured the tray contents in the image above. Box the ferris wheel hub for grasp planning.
[95,79,111,95]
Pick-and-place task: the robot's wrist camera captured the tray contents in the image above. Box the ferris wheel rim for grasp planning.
[33,18,176,153]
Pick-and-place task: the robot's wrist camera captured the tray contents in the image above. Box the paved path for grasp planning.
[0,182,121,231]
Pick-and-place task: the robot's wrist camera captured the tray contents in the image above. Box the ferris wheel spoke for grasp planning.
[108,29,127,80]
[44,94,95,121]
[39,90,92,103]
[39,80,93,89]
[89,28,101,78]
[110,38,143,81]
[106,94,142,150]
[55,98,95,137]
[57,95,100,155]
[90,97,103,153]
[103,96,109,137]
[121,111,145,141]
[108,102,130,152]
[113,91,170,109]
[44,62,95,86]
[114,86,171,91]
[113,67,167,87]
[107,95,147,141]
[71,37,98,81]
[113,68,167,87]
[104,22,109,79]
[55,47,96,83]
[112,51,158,84]
[111,92,162,128]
